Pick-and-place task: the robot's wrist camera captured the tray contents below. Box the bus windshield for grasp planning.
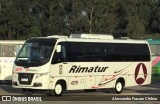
[15,39,56,67]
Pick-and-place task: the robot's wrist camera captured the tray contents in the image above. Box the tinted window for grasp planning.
[67,42,94,61]
[66,42,150,62]
[15,40,56,67]
[52,42,67,64]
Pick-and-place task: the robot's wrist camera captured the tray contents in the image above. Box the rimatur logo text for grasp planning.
[69,65,108,73]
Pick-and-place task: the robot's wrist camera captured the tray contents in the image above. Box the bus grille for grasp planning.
[18,73,34,85]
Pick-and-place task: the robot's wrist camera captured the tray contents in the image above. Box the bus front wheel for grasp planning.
[54,83,63,96]
[49,82,63,96]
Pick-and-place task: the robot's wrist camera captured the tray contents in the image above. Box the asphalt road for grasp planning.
[0,81,160,103]
[0,81,160,95]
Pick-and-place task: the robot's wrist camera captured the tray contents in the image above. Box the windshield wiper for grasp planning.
[30,59,42,64]
[17,60,27,62]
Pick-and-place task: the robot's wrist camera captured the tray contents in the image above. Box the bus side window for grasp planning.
[52,42,67,64]
[2,45,14,57]
[14,45,21,56]
[149,45,156,56]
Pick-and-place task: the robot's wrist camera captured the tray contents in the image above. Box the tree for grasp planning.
[0,0,35,40]
[0,0,160,39]
[150,0,160,33]
[31,0,67,36]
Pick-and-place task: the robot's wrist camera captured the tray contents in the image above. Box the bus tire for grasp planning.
[53,82,63,96]
[112,80,124,94]
[22,88,35,93]
[22,88,27,92]
[28,89,35,93]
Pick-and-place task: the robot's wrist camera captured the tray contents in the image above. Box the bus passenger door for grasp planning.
[49,42,69,90]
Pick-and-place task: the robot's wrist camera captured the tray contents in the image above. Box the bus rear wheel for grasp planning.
[112,80,124,94]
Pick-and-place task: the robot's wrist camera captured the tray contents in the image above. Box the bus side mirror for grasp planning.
[56,45,61,53]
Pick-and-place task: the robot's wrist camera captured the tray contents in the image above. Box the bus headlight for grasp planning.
[36,72,48,79]
[12,72,17,77]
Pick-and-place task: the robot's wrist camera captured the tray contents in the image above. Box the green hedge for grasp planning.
[152,66,160,82]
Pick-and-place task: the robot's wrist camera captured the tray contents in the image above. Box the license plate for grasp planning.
[21,78,28,81]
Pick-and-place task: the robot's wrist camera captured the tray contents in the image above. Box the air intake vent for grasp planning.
[47,35,68,38]
[70,34,114,40]
[18,73,34,85]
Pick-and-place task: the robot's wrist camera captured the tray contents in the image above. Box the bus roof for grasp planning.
[65,38,147,44]
[0,40,25,44]
[30,35,148,44]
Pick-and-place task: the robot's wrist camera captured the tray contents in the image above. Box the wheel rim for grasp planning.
[116,82,122,92]
[55,84,62,95]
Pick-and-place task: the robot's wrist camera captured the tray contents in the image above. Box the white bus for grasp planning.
[12,34,151,96]
[0,40,25,82]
